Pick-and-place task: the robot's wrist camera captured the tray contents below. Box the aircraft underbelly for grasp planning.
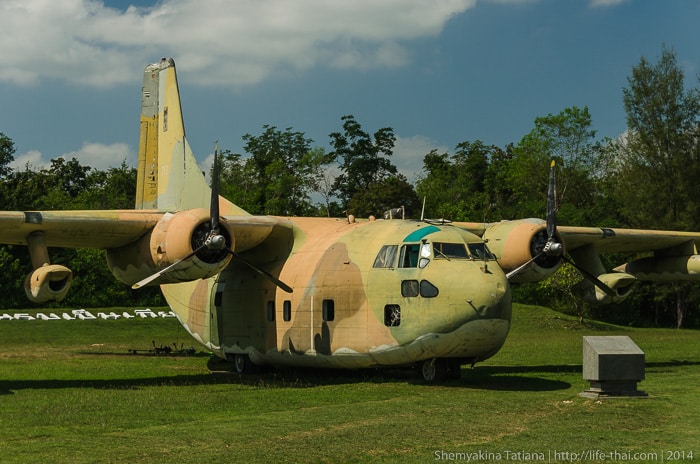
[249,317,509,368]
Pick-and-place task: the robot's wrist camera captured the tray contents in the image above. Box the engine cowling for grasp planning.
[482,219,563,283]
[107,208,234,286]
[24,264,73,303]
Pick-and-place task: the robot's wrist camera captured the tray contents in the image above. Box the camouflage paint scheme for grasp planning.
[2,58,700,377]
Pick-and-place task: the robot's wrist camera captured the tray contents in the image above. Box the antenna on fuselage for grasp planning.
[420,197,426,222]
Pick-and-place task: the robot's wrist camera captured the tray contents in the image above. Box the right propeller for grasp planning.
[508,160,616,298]
[505,160,564,279]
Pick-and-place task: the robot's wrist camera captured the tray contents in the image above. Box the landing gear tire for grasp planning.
[234,354,254,374]
[421,358,448,382]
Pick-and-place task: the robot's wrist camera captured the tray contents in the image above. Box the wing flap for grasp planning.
[0,210,163,249]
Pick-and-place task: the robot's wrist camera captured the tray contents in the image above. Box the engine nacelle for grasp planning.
[24,264,73,303]
[574,272,637,305]
[107,208,234,286]
[482,219,563,283]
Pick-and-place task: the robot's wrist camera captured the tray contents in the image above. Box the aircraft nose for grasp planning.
[468,273,511,320]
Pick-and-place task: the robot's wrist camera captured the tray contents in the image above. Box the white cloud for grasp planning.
[0,0,476,88]
[11,142,135,172]
[393,135,449,182]
[9,150,47,171]
[63,142,135,170]
[589,0,628,7]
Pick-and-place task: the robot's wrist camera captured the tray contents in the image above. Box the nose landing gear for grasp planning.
[420,358,462,382]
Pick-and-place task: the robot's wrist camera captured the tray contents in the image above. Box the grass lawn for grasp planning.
[0,305,698,463]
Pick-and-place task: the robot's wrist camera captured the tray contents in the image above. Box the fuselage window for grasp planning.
[384,304,401,327]
[283,300,292,322]
[420,280,439,298]
[373,245,398,268]
[401,280,419,297]
[266,301,275,322]
[399,244,420,268]
[322,299,335,322]
[468,243,496,260]
[433,242,468,259]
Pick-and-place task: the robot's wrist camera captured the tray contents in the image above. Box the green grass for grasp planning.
[0,305,698,463]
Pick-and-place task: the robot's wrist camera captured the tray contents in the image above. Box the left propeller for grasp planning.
[132,145,292,293]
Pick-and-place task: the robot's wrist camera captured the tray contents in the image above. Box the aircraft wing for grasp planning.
[0,210,164,249]
[454,220,700,255]
[557,226,700,254]
[220,214,294,253]
[0,210,293,254]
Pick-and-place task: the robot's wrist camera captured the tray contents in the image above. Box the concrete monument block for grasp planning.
[581,335,647,398]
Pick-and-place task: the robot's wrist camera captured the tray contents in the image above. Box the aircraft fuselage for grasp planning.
[163,218,512,372]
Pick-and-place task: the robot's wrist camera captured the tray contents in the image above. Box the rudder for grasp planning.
[135,58,210,212]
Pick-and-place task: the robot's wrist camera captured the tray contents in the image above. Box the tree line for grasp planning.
[1,46,699,327]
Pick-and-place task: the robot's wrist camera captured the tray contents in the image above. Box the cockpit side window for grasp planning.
[399,244,420,268]
[373,245,399,268]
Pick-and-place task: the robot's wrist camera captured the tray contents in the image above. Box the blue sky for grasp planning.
[1,0,699,182]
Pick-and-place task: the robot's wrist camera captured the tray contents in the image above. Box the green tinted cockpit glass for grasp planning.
[433,242,468,259]
[373,245,398,268]
[467,243,496,260]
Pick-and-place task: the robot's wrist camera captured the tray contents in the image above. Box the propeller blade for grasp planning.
[230,251,293,293]
[210,143,220,233]
[546,159,557,240]
[505,251,544,280]
[131,246,202,289]
[562,256,616,297]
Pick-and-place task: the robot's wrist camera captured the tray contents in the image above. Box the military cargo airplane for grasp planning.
[2,58,700,381]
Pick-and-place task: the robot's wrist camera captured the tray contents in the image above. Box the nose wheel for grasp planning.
[421,358,462,382]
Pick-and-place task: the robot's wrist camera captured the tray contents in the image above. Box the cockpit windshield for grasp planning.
[433,242,496,260]
[467,243,496,260]
[373,241,495,269]
[433,242,468,259]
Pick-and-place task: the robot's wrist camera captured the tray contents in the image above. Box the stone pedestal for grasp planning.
[581,335,647,398]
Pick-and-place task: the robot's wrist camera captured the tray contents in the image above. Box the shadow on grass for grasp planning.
[0,363,569,395]
[455,365,575,392]
[2,359,696,396]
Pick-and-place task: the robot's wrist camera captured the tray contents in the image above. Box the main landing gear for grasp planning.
[233,354,256,374]
[420,358,462,382]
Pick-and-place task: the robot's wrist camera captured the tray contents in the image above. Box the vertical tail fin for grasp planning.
[135,58,210,211]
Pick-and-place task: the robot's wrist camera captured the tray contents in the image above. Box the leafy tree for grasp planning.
[315,167,343,217]
[85,161,138,209]
[0,132,15,179]
[509,106,600,223]
[330,115,398,206]
[610,46,700,230]
[416,141,497,221]
[0,246,24,309]
[607,46,700,327]
[217,126,333,216]
[347,174,420,219]
[483,144,515,219]
[217,150,262,213]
